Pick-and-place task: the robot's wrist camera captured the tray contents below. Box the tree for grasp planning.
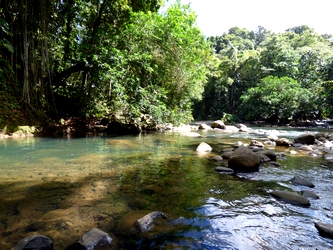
[239,76,314,123]
[97,1,212,124]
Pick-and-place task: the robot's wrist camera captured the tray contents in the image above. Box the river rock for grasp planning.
[250,140,264,148]
[221,151,234,159]
[228,147,261,172]
[298,145,313,151]
[12,235,54,250]
[67,228,120,250]
[256,153,271,163]
[198,123,212,130]
[269,190,311,207]
[237,123,250,132]
[267,133,278,141]
[325,154,333,161]
[276,138,293,146]
[267,161,281,167]
[301,190,319,199]
[260,150,277,161]
[290,176,315,188]
[294,133,315,145]
[224,125,240,132]
[215,166,234,174]
[212,155,223,162]
[134,211,168,233]
[211,120,225,129]
[315,222,333,239]
[196,142,212,153]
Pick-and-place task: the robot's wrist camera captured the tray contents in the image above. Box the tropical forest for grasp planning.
[1,0,333,134]
[3,1,333,249]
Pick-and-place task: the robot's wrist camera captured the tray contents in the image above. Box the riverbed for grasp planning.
[1,127,333,249]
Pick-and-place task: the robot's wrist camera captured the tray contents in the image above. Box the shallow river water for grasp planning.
[1,127,333,249]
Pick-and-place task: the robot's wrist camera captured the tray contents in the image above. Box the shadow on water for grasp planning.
[1,131,333,249]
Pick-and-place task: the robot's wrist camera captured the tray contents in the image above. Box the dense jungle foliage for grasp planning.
[195,25,333,123]
[1,0,333,132]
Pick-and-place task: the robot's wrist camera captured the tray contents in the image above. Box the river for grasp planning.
[1,127,333,249]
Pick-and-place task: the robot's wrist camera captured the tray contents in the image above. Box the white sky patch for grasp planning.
[165,0,332,36]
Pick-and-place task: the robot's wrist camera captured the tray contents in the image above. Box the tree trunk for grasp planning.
[22,0,30,105]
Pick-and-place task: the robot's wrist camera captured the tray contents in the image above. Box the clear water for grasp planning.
[1,127,333,249]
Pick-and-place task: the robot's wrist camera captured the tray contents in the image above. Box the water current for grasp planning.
[1,127,333,249]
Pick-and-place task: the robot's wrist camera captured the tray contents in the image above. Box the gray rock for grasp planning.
[212,155,223,162]
[256,153,271,163]
[301,190,319,199]
[215,166,234,174]
[221,148,234,152]
[250,140,264,148]
[78,228,120,250]
[269,190,311,207]
[267,161,281,167]
[12,235,54,250]
[135,211,168,233]
[298,145,313,151]
[290,176,315,188]
[237,123,250,132]
[228,147,261,172]
[267,133,278,141]
[198,123,212,130]
[315,222,333,239]
[294,133,315,145]
[315,132,330,139]
[260,150,277,161]
[221,151,234,159]
[324,154,333,161]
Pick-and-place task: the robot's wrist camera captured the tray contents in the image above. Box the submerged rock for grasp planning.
[65,228,120,250]
[315,222,333,239]
[290,176,315,188]
[12,235,54,250]
[196,142,212,153]
[214,166,234,174]
[212,155,223,162]
[269,190,311,207]
[134,211,168,233]
[301,190,319,199]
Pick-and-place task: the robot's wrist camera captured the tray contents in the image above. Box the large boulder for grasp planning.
[294,133,315,145]
[228,147,261,172]
[269,190,311,207]
[12,235,54,250]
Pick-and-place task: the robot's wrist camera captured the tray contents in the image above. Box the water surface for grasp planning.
[1,128,333,249]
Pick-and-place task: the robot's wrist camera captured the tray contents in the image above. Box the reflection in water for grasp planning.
[0,129,333,249]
